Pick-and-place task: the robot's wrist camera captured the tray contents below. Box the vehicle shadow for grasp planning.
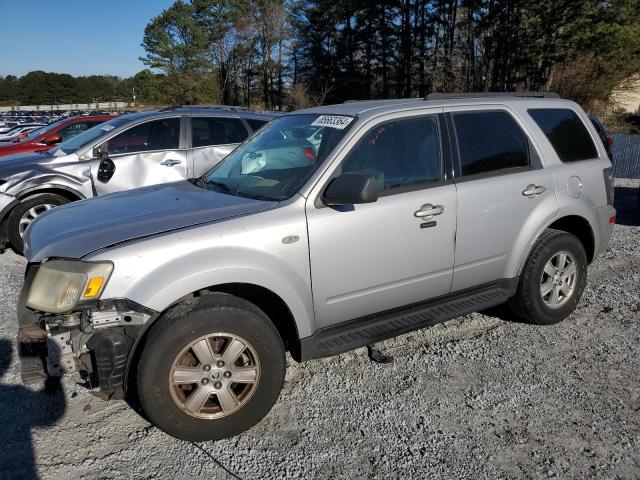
[614,186,640,227]
[0,338,66,480]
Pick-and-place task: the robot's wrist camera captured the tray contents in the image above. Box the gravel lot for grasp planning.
[1,181,639,480]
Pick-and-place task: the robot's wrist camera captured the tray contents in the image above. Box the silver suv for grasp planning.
[17,94,616,441]
[0,106,274,254]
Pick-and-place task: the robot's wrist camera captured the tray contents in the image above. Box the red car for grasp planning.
[0,115,115,157]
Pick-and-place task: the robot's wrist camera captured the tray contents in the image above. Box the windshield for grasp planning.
[204,114,354,201]
[50,119,115,155]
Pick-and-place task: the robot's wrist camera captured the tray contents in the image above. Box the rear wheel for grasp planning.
[508,229,587,325]
[7,193,69,254]
[137,293,285,441]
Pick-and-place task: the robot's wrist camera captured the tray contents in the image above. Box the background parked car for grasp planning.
[0,106,274,254]
[0,123,47,143]
[0,115,114,157]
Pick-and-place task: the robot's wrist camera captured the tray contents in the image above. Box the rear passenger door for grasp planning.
[188,116,250,177]
[445,106,558,292]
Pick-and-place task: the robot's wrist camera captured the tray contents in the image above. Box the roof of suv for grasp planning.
[294,95,580,121]
[132,106,276,121]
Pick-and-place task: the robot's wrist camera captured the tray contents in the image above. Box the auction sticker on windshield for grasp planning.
[101,125,115,131]
[311,115,354,130]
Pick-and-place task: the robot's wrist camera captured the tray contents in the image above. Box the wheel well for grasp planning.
[124,283,301,401]
[18,187,83,203]
[548,215,595,263]
[207,283,300,355]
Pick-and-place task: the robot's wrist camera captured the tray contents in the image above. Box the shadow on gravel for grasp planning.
[480,304,526,324]
[0,339,66,480]
[614,186,640,226]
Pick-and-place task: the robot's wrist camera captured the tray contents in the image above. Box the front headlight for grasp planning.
[26,260,113,313]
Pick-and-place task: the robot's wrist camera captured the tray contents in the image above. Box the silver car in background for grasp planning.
[17,94,616,442]
[0,106,274,253]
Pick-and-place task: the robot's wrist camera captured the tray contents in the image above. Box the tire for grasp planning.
[137,293,286,442]
[7,193,70,255]
[508,229,587,325]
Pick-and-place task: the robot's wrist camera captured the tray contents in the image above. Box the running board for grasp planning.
[298,279,517,361]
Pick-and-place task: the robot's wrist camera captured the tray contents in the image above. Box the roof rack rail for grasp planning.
[425,92,561,100]
[158,104,250,112]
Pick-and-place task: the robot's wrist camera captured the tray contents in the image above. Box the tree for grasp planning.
[140,0,215,103]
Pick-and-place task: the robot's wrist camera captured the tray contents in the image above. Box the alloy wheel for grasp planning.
[169,333,261,419]
[540,251,578,308]
[18,203,55,238]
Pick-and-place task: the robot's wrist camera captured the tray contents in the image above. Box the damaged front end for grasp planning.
[18,263,156,399]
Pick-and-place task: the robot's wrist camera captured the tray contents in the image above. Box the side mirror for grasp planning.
[93,144,109,160]
[42,133,61,146]
[322,172,380,206]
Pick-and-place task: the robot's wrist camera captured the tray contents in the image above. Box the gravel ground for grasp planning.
[1,181,639,480]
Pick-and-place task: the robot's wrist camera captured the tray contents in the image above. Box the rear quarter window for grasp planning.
[528,108,598,162]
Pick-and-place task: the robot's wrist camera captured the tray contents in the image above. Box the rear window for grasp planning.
[528,108,598,162]
[453,110,530,176]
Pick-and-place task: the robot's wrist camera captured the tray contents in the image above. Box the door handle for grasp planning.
[522,184,546,197]
[161,158,181,167]
[414,204,444,218]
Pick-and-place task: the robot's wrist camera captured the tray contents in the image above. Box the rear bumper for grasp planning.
[595,204,616,255]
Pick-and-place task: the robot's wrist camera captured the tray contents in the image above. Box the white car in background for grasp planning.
[0,123,47,143]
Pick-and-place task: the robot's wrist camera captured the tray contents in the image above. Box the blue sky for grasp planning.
[0,0,175,78]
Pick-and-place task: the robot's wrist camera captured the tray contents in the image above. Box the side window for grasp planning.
[107,118,180,155]
[340,116,441,193]
[246,119,268,132]
[453,110,530,176]
[57,122,92,141]
[191,117,248,148]
[528,108,598,162]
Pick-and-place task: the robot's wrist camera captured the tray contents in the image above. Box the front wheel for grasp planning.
[508,229,587,325]
[137,293,286,441]
[7,193,69,254]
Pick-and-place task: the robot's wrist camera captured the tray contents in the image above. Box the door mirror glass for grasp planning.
[42,133,61,146]
[322,172,379,206]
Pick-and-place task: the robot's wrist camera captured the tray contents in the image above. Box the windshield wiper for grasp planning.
[208,180,243,196]
[207,179,278,201]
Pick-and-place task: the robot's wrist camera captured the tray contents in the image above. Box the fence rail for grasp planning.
[611,133,640,179]
[0,102,131,112]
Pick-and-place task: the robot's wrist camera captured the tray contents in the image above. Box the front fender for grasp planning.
[4,159,93,200]
[0,191,18,223]
[90,205,315,337]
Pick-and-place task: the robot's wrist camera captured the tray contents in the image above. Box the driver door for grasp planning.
[90,117,187,195]
[306,113,457,329]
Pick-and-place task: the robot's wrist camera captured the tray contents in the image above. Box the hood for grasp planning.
[0,150,51,168]
[25,181,278,261]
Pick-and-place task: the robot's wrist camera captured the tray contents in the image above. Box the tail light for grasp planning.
[606,134,613,148]
[603,167,614,205]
